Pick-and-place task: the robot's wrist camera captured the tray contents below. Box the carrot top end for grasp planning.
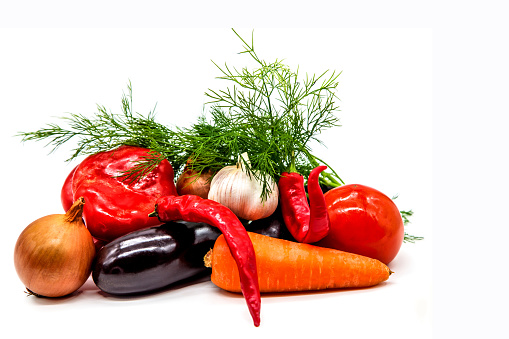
[204,249,213,268]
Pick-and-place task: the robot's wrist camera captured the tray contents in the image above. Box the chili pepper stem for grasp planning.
[148,210,159,218]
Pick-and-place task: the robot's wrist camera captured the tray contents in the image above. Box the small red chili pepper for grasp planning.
[70,145,178,242]
[278,165,330,243]
[150,195,261,327]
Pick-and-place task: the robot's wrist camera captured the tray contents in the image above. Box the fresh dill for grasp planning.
[400,210,424,243]
[16,29,421,241]
[199,29,344,196]
[18,29,344,200]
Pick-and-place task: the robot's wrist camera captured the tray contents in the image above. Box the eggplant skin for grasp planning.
[92,221,221,295]
[246,206,295,241]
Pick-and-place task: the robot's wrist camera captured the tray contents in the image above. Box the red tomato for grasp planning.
[315,184,404,265]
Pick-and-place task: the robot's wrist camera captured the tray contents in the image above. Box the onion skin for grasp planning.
[176,169,213,199]
[14,198,96,297]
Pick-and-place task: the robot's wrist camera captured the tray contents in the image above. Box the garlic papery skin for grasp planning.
[208,153,279,221]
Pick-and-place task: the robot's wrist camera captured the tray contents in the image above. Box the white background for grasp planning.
[1,2,508,339]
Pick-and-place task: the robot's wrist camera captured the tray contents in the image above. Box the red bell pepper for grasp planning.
[278,165,330,243]
[61,164,78,212]
[69,145,177,241]
[150,195,261,327]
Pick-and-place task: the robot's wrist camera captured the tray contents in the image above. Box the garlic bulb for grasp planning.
[208,153,279,221]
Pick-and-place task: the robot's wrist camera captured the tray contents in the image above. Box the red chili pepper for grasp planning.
[150,195,261,327]
[70,145,178,242]
[278,165,330,243]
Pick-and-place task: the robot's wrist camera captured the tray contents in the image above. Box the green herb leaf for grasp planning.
[17,29,343,200]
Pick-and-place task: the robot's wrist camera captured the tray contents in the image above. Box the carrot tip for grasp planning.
[203,249,213,268]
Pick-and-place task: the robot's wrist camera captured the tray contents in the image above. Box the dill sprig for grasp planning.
[18,82,173,162]
[16,29,421,241]
[18,29,343,200]
[199,29,344,196]
[400,210,424,243]
[391,196,423,242]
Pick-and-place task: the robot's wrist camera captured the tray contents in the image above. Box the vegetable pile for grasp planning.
[14,29,422,327]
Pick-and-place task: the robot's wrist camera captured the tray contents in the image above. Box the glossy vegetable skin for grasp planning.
[246,206,295,241]
[152,195,261,327]
[315,184,404,265]
[278,165,330,243]
[92,220,221,295]
[61,165,78,212]
[61,165,107,252]
[72,145,178,242]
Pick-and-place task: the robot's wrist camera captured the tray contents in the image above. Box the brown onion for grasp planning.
[14,197,96,297]
[176,167,214,199]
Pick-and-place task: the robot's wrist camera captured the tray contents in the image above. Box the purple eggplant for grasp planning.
[92,220,221,295]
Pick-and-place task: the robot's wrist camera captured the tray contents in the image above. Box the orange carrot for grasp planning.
[205,232,392,293]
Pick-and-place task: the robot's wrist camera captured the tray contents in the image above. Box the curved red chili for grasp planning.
[150,195,261,327]
[278,165,330,243]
